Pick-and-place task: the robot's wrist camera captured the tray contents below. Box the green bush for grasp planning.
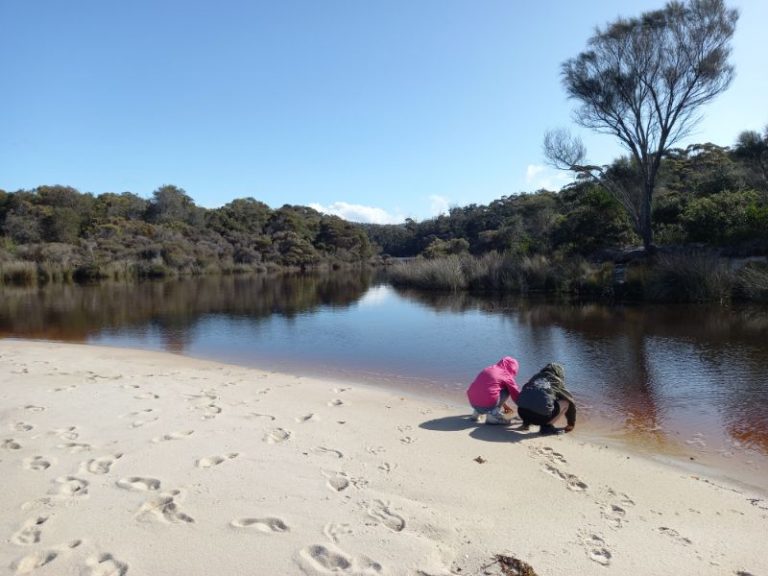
[681,190,763,245]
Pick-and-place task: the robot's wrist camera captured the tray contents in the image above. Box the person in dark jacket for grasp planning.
[516,363,576,435]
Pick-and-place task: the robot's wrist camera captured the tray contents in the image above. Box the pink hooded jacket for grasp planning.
[466,356,520,409]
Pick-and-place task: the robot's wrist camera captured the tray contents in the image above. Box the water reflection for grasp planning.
[0,272,373,344]
[394,288,768,456]
[1,274,767,464]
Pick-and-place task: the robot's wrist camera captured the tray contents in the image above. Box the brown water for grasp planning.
[1,272,767,488]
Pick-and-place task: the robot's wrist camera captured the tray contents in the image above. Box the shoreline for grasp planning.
[81,336,768,494]
[1,340,766,575]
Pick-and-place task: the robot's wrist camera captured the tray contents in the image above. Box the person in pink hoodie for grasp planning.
[466,356,520,425]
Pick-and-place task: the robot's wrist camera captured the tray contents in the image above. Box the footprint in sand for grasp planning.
[298,544,382,575]
[134,392,160,400]
[52,426,79,441]
[601,489,635,528]
[264,428,292,444]
[51,476,89,497]
[366,500,405,532]
[56,442,92,453]
[116,477,161,491]
[11,540,81,575]
[531,445,568,465]
[195,453,239,469]
[23,456,54,471]
[323,471,350,492]
[2,438,22,450]
[657,526,693,545]
[82,454,123,475]
[130,417,159,428]
[24,405,45,412]
[14,422,34,432]
[541,463,588,492]
[201,404,222,419]
[231,517,290,533]
[580,532,612,566]
[602,503,628,528]
[53,384,78,392]
[323,522,354,543]
[152,430,194,443]
[84,553,129,576]
[11,516,49,545]
[328,399,346,407]
[248,412,277,421]
[311,447,344,459]
[399,436,416,445]
[137,490,194,524]
[296,413,319,423]
[12,549,59,574]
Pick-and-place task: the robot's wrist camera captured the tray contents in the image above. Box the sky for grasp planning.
[2,0,766,224]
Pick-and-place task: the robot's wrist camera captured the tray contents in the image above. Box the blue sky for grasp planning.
[2,1,765,223]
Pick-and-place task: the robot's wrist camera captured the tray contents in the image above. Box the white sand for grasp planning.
[1,340,766,576]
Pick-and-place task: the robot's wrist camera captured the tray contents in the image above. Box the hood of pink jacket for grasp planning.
[497,356,519,376]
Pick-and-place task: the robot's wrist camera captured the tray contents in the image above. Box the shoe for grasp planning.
[539,424,564,436]
[485,411,511,425]
[471,410,486,424]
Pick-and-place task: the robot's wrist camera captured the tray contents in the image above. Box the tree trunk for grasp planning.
[641,180,654,252]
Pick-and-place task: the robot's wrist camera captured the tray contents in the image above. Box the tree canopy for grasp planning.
[546,0,738,250]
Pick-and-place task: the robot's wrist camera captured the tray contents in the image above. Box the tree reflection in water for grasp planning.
[394,288,768,455]
[2,276,767,457]
[0,271,373,343]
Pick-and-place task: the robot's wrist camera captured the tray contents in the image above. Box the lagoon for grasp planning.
[2,272,767,484]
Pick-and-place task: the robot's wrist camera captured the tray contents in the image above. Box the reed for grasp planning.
[388,255,468,291]
[0,261,37,286]
[646,251,733,302]
[735,262,768,302]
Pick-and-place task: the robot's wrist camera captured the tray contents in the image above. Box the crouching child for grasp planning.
[516,363,575,435]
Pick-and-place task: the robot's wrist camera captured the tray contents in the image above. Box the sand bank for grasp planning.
[1,340,766,575]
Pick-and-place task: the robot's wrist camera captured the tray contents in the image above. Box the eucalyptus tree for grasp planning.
[545,0,738,251]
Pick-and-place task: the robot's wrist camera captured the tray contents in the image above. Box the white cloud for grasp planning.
[525,164,573,191]
[309,201,404,224]
[429,194,450,217]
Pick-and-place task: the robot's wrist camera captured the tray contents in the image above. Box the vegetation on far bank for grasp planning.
[0,185,372,284]
[371,124,768,303]
[1,124,767,303]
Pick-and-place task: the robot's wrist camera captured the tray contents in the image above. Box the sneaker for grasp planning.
[539,424,564,436]
[485,411,511,425]
[471,410,486,424]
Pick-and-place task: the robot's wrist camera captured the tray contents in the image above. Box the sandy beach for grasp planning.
[1,340,766,576]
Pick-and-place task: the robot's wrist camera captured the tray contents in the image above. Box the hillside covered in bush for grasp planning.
[0,185,372,283]
[366,130,768,260]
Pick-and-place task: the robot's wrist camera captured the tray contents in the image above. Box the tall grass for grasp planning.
[388,253,613,296]
[0,261,37,286]
[736,262,768,302]
[645,251,733,302]
[388,255,468,291]
[387,251,765,303]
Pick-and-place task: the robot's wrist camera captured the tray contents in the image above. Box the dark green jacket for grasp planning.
[517,363,576,427]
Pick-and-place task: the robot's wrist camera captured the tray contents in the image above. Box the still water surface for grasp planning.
[2,272,767,484]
